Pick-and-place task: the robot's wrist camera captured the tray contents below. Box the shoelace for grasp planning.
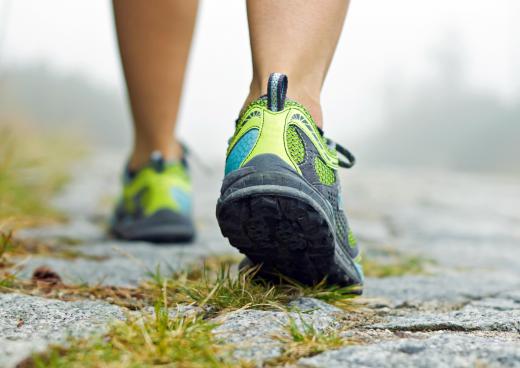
[334,141,356,168]
[318,127,356,169]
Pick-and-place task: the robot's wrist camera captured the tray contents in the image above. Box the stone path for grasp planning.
[2,152,520,367]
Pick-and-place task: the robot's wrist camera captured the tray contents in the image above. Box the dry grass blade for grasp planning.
[20,307,249,368]
[265,314,355,367]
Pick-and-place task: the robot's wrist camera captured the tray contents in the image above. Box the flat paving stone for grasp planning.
[0,293,125,368]
[3,154,520,367]
[297,333,520,368]
[213,298,344,363]
[371,296,520,333]
[17,241,239,287]
[364,272,520,307]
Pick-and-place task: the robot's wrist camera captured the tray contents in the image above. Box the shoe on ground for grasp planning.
[111,151,195,243]
[216,73,363,290]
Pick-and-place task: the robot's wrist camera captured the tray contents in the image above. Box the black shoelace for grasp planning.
[318,127,356,169]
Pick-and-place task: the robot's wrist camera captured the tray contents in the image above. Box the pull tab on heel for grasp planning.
[267,73,288,112]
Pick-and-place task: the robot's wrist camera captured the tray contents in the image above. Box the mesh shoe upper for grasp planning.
[114,152,192,223]
[224,76,361,264]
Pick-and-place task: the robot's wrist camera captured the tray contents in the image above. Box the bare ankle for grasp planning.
[128,139,182,171]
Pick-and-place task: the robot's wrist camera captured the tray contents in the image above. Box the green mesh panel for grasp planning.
[286,125,305,164]
[334,211,357,249]
[348,229,358,248]
[236,110,261,131]
[314,157,336,185]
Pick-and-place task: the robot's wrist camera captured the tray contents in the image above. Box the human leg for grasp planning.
[217,0,363,288]
[113,0,198,170]
[244,0,349,127]
[111,0,198,242]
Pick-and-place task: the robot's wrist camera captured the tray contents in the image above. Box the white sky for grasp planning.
[1,0,518,156]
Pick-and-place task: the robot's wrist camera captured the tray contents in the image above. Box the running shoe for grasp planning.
[216,73,363,290]
[111,151,195,243]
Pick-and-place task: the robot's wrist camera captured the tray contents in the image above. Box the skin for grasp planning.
[114,0,349,169]
[113,0,198,170]
[244,0,350,126]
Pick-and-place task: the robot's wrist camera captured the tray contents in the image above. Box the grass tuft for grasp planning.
[144,258,362,314]
[9,255,365,367]
[2,251,362,313]
[0,122,84,228]
[265,315,352,366]
[176,265,292,312]
[0,231,20,288]
[21,306,253,368]
[361,254,433,278]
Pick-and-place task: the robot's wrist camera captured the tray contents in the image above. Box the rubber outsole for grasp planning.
[218,192,334,285]
[110,224,194,244]
[217,186,362,288]
[111,209,195,244]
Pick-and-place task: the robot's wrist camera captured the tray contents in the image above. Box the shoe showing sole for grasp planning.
[216,158,363,288]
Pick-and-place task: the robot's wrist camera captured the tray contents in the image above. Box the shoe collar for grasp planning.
[125,149,188,181]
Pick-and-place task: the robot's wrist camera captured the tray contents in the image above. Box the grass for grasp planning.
[0,119,383,366]
[1,238,372,366]
[144,258,361,314]
[7,256,367,367]
[0,231,21,288]
[22,307,365,368]
[1,248,362,312]
[0,229,150,308]
[265,315,353,367]
[361,248,434,278]
[0,122,366,367]
[0,229,109,296]
[20,306,252,368]
[0,121,86,290]
[0,122,84,228]
[19,265,362,368]
[21,305,361,368]
[0,230,103,261]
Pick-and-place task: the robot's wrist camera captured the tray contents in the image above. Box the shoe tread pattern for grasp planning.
[218,194,337,285]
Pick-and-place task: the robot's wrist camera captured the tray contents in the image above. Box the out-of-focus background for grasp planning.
[1,0,518,174]
[2,4,520,365]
